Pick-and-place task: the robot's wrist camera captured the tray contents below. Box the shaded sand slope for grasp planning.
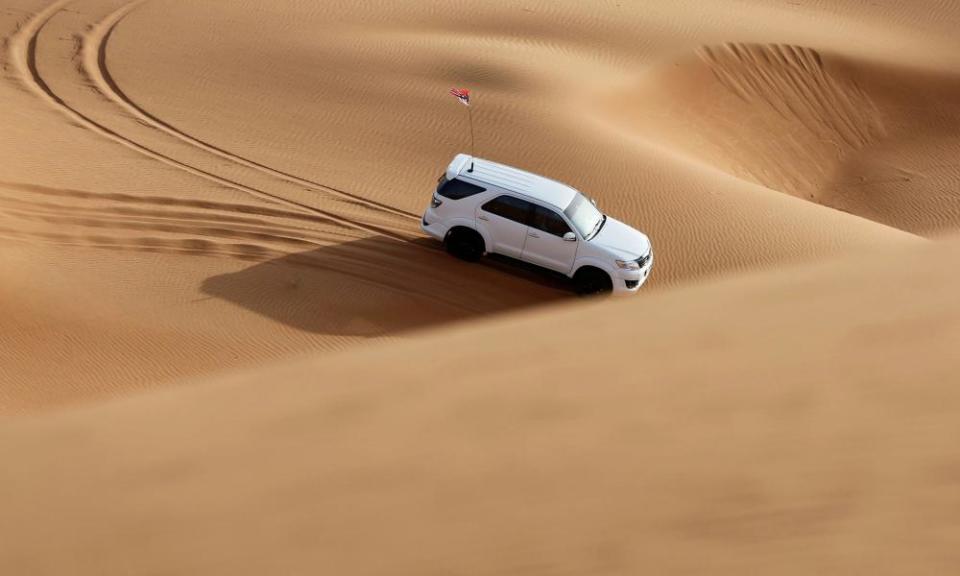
[0,238,565,411]
[2,237,959,575]
[613,44,960,234]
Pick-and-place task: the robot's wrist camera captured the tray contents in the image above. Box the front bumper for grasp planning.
[612,252,653,295]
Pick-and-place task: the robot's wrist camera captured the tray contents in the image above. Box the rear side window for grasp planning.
[437,177,486,200]
[481,195,533,224]
[529,205,572,237]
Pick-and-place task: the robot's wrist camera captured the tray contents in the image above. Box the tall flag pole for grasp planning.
[449,88,474,172]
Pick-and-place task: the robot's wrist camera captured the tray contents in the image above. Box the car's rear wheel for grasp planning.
[445,228,484,262]
[573,267,613,296]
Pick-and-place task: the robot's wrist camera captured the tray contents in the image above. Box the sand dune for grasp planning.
[3,236,959,574]
[2,0,960,570]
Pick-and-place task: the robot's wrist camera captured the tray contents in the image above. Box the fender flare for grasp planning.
[443,218,490,253]
[571,257,617,281]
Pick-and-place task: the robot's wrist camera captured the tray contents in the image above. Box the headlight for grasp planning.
[431,196,443,208]
[615,259,640,270]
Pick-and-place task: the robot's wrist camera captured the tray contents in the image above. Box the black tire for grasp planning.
[445,228,484,262]
[573,267,613,296]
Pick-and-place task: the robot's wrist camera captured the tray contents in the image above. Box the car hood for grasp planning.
[590,217,651,260]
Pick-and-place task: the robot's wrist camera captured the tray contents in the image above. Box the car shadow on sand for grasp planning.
[201,235,573,337]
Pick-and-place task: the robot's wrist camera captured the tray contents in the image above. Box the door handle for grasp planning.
[528,232,540,238]
[478,215,489,221]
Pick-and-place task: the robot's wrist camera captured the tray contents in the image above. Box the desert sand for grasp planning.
[1,0,959,572]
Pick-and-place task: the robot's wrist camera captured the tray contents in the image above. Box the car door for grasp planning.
[521,204,579,273]
[476,195,533,258]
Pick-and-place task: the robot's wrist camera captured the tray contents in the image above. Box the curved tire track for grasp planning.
[9,0,418,244]
[86,0,422,223]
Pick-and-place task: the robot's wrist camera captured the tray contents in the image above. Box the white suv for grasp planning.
[421,154,653,295]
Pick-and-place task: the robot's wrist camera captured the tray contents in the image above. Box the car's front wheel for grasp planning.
[445,227,484,262]
[573,267,613,296]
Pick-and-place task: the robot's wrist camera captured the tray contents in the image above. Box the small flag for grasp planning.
[449,87,470,107]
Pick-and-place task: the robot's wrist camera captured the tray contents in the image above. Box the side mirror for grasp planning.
[590,198,598,206]
[563,232,577,242]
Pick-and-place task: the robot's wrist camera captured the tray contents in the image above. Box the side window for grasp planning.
[437,178,486,200]
[530,205,572,237]
[481,195,533,224]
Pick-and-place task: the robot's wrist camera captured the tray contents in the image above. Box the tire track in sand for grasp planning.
[0,182,502,312]
[8,0,419,244]
[84,0,422,223]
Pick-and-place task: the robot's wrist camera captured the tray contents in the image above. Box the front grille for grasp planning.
[625,279,640,289]
[636,253,651,268]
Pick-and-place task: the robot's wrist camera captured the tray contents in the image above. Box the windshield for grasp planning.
[564,194,604,240]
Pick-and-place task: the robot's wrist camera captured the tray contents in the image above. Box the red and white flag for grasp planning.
[449,87,470,107]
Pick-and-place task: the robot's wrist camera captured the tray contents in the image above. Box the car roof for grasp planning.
[447,154,580,209]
